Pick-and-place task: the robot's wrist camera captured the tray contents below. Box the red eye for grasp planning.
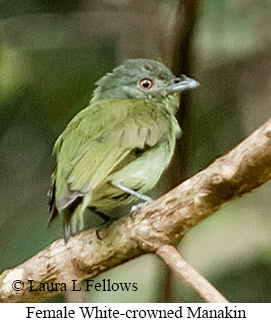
[139,78,153,90]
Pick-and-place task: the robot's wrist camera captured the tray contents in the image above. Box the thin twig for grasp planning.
[0,117,270,302]
[156,245,229,303]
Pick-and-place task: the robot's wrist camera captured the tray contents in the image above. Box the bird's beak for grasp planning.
[167,75,200,93]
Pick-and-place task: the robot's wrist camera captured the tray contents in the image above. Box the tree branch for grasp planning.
[1,117,271,302]
[156,245,229,303]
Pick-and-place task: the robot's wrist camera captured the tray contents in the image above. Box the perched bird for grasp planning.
[48,59,199,240]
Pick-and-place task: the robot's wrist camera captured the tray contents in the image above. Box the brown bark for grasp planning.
[156,245,229,303]
[0,117,271,302]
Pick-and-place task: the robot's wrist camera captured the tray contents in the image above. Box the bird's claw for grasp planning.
[130,201,150,214]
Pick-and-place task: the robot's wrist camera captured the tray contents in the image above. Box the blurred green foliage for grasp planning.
[0,0,271,302]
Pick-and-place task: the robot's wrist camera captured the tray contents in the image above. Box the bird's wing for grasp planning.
[51,99,177,212]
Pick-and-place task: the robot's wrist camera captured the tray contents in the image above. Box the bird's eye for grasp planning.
[139,78,153,90]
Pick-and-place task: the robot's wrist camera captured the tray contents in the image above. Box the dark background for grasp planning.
[0,0,271,302]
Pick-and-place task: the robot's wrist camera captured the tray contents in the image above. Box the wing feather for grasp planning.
[52,99,177,212]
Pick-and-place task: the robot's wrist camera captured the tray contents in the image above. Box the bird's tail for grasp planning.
[62,202,85,241]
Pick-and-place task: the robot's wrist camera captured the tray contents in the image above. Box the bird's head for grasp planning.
[91,59,199,106]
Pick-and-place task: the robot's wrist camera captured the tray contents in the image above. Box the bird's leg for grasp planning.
[113,182,152,202]
[112,182,152,213]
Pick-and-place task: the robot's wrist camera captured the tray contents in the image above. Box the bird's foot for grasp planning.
[96,217,114,240]
[130,200,151,214]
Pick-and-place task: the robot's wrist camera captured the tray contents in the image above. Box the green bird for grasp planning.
[48,59,199,240]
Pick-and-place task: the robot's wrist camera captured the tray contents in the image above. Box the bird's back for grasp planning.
[49,98,181,221]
